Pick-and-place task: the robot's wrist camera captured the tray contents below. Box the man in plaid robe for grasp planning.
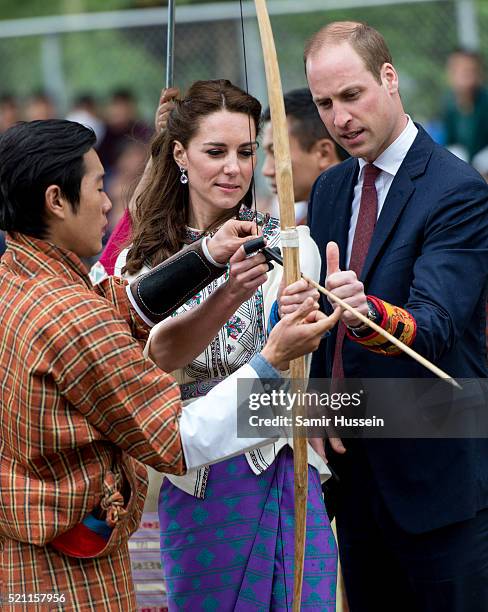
[0,120,337,611]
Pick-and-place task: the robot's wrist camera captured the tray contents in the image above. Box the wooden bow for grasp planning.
[254,1,308,608]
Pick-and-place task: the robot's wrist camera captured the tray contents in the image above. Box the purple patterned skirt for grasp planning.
[159,447,337,610]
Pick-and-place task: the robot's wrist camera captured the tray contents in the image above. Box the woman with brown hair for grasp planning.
[113,79,338,611]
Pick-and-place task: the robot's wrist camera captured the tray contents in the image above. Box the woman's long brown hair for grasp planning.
[124,79,262,275]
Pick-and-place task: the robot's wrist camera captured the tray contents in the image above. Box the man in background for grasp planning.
[24,91,57,121]
[442,48,488,162]
[262,87,348,223]
[97,89,152,173]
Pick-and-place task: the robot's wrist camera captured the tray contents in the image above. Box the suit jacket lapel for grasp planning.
[361,125,434,283]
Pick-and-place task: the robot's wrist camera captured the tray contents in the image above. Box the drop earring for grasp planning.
[179,167,188,185]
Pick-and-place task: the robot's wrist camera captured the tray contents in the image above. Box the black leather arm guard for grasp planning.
[128,238,226,324]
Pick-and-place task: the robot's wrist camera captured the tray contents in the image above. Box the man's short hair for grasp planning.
[110,89,136,103]
[448,47,483,67]
[304,21,392,84]
[263,88,348,160]
[0,94,17,107]
[0,120,96,239]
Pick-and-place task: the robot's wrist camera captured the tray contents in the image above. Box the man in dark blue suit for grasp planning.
[305,21,488,611]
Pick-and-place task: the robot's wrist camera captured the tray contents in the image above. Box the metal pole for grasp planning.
[41,33,68,113]
[455,0,479,50]
[166,0,175,88]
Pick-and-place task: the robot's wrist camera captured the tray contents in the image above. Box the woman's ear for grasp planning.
[173,140,187,169]
[44,184,66,220]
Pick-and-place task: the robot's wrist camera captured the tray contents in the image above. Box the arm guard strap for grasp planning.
[128,238,226,324]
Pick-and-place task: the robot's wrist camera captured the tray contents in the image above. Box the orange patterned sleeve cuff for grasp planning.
[346,295,417,356]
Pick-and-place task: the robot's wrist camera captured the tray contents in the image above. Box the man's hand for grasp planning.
[278,277,320,317]
[308,437,327,461]
[207,220,259,264]
[308,436,346,460]
[325,241,368,327]
[262,298,342,370]
[155,87,179,133]
[221,246,269,306]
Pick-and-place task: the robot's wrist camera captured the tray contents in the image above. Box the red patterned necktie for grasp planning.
[331,164,381,379]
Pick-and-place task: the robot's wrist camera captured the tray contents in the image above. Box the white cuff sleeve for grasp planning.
[180,363,279,470]
[202,236,227,268]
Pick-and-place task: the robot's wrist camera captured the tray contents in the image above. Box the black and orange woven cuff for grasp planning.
[346,295,417,356]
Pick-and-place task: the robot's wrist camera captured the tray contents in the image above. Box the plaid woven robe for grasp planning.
[0,235,185,611]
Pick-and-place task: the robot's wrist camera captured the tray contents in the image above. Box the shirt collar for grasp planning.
[4,233,92,289]
[358,115,418,178]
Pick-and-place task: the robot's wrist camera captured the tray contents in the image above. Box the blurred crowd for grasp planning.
[0,89,152,256]
[441,48,488,173]
[2,46,488,258]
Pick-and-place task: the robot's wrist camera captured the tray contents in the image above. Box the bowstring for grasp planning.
[238,2,291,609]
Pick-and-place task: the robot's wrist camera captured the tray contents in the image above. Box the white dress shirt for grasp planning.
[346,117,418,267]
